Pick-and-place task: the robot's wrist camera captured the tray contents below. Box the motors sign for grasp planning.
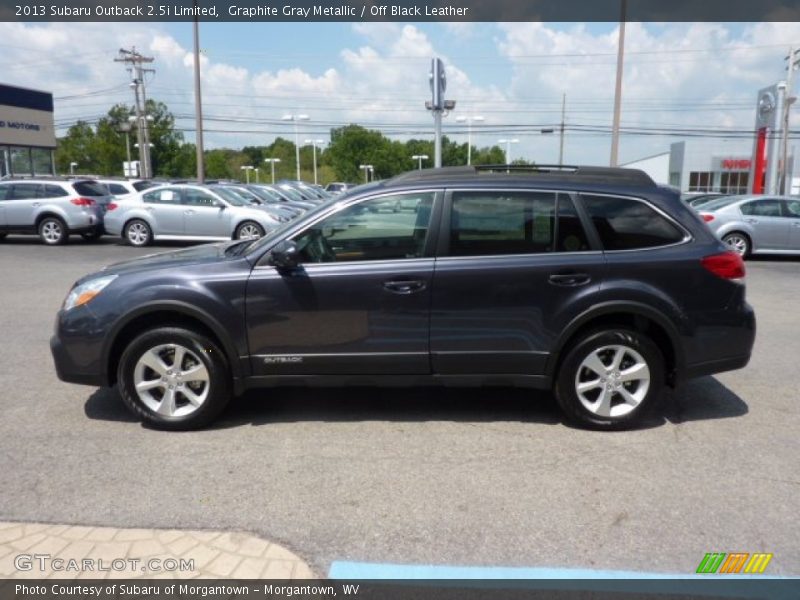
[0,83,56,148]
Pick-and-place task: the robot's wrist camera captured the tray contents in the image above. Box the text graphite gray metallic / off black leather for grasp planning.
[50,165,756,430]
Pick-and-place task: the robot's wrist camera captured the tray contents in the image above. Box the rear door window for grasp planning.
[740,199,783,217]
[448,191,591,256]
[581,194,685,250]
[9,184,40,200]
[0,185,9,200]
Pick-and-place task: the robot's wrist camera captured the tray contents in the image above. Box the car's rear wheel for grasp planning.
[117,327,232,430]
[234,221,264,240]
[555,329,664,430]
[124,219,152,247]
[38,217,68,245]
[722,232,750,258]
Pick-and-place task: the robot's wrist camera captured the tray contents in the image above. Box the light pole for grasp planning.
[305,139,324,185]
[240,165,254,184]
[264,158,281,184]
[498,139,519,165]
[282,114,309,181]
[359,164,374,183]
[455,115,484,165]
[69,161,77,175]
[254,167,260,183]
[411,154,429,170]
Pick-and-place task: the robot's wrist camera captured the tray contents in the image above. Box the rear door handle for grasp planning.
[184,210,195,215]
[745,218,758,224]
[383,279,426,294]
[548,272,591,287]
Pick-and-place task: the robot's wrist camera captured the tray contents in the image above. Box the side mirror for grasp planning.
[270,240,300,270]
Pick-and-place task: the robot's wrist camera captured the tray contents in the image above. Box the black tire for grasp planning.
[721,232,751,258]
[554,329,664,430]
[38,217,68,245]
[234,221,265,240]
[0,233,7,241]
[81,231,103,242]
[124,219,153,247]
[117,327,232,431]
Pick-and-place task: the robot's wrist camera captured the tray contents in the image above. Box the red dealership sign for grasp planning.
[721,159,752,170]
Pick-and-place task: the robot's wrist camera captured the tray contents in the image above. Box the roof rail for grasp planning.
[388,164,656,187]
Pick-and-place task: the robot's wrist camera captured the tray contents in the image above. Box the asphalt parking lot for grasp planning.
[0,236,798,577]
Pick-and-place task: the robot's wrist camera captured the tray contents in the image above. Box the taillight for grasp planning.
[107,203,118,211]
[701,213,715,222]
[701,251,745,280]
[70,197,96,207]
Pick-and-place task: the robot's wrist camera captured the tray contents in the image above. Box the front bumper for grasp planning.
[50,308,109,388]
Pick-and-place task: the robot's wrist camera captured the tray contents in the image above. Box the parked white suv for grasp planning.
[0,178,108,244]
[96,178,159,199]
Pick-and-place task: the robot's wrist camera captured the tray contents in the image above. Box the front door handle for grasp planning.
[31,202,41,207]
[184,209,195,215]
[745,218,758,224]
[548,272,591,287]
[383,279,426,294]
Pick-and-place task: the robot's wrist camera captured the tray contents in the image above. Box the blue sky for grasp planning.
[1,21,797,166]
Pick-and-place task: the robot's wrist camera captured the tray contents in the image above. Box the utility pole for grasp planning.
[193,10,205,183]
[610,0,627,167]
[426,58,455,168]
[781,47,800,195]
[116,47,155,178]
[559,93,566,166]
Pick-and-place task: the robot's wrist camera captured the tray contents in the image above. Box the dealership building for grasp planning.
[0,83,56,177]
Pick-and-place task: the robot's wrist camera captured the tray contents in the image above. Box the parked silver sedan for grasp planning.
[698,194,800,257]
[104,184,283,247]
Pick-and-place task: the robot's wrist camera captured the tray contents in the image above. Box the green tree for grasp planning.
[55,121,98,175]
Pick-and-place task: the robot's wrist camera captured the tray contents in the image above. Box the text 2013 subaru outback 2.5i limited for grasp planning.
[51,166,756,430]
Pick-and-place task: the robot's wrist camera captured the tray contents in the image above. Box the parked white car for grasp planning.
[103,184,283,247]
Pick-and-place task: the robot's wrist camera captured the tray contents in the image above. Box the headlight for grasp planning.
[63,275,118,311]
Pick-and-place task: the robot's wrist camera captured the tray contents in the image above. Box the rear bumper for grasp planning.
[683,301,756,380]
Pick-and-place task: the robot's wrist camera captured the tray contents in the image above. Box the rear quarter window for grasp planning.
[0,185,9,200]
[44,185,68,197]
[581,194,685,250]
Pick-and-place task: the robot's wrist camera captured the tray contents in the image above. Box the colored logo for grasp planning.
[696,553,773,574]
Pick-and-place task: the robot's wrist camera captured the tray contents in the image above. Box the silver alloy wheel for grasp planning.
[127,222,149,246]
[574,344,650,418]
[133,344,210,417]
[236,223,261,240]
[723,234,748,256]
[41,220,63,243]
[237,223,263,240]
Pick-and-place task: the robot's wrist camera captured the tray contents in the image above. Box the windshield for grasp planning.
[210,186,249,207]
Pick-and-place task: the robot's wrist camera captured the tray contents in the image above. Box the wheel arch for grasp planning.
[103,302,244,390]
[546,302,684,387]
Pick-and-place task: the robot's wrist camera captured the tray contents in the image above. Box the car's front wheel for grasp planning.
[555,329,664,430]
[124,219,152,247]
[117,327,232,430]
[234,221,265,240]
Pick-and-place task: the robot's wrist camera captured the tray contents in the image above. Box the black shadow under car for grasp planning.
[51,166,756,430]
